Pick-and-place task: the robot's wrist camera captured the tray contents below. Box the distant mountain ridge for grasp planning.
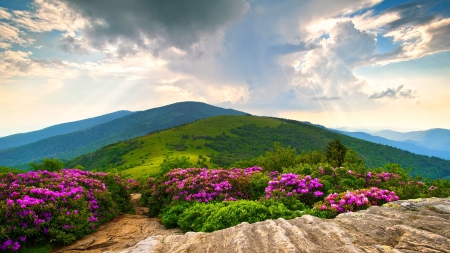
[373,129,450,152]
[0,110,134,151]
[0,102,246,166]
[338,131,450,160]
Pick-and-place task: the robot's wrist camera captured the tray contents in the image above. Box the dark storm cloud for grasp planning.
[61,0,249,53]
[369,85,417,99]
[59,36,89,55]
[384,1,438,30]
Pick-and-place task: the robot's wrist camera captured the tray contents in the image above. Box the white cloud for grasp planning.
[378,18,450,63]
[0,50,79,79]
[12,0,85,34]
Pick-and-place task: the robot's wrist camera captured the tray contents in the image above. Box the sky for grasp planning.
[0,0,450,137]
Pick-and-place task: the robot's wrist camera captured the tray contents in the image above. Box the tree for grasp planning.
[326,139,347,168]
[259,142,298,172]
[29,158,64,172]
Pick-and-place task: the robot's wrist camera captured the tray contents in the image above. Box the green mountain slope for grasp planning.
[0,102,245,166]
[0,110,134,151]
[67,116,450,180]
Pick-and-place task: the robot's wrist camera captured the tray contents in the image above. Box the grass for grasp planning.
[116,115,282,178]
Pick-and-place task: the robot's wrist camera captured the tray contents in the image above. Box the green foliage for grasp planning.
[258,142,298,172]
[296,149,327,165]
[325,139,348,167]
[177,200,303,232]
[160,202,194,228]
[261,197,306,212]
[0,166,24,174]
[100,174,134,214]
[16,244,53,253]
[159,156,194,175]
[29,158,64,172]
[248,172,271,200]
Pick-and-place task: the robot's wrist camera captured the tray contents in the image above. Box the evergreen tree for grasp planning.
[326,139,347,167]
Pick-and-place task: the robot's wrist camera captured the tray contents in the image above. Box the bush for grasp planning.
[175,199,306,232]
[258,143,298,172]
[0,169,121,251]
[248,172,270,200]
[141,167,263,216]
[97,174,134,214]
[177,202,230,232]
[160,201,194,228]
[265,173,324,206]
[314,188,399,214]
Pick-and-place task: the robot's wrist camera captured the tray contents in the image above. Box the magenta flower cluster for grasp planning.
[265,173,323,201]
[0,169,119,251]
[365,171,399,185]
[317,187,399,213]
[150,167,263,203]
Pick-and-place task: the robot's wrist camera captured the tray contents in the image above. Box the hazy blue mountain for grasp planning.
[0,110,134,151]
[373,129,450,152]
[339,131,450,160]
[334,127,380,134]
[0,102,246,166]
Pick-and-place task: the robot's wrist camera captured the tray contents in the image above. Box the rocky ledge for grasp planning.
[121,198,450,253]
[55,197,450,253]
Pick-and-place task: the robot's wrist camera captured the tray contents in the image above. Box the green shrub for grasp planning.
[98,174,134,214]
[176,200,306,232]
[201,200,270,232]
[248,172,270,200]
[160,202,194,228]
[178,202,230,232]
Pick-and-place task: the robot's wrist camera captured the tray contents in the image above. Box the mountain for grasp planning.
[338,131,450,160]
[0,110,134,151]
[0,102,246,166]
[373,129,450,152]
[334,127,380,134]
[67,115,450,180]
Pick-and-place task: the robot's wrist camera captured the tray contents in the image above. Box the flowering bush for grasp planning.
[141,162,450,232]
[265,173,324,205]
[0,169,133,251]
[141,167,263,216]
[314,187,399,214]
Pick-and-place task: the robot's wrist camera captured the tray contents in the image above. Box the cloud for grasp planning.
[60,0,249,55]
[0,7,12,19]
[0,50,78,79]
[269,41,319,55]
[369,1,450,64]
[312,96,341,101]
[369,85,417,99]
[11,1,85,33]
[59,35,89,55]
[288,21,377,103]
[384,1,437,30]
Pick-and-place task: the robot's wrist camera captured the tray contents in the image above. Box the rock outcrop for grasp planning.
[121,198,450,253]
[54,197,450,253]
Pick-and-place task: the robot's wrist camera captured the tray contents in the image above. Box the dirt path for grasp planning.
[52,194,180,253]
